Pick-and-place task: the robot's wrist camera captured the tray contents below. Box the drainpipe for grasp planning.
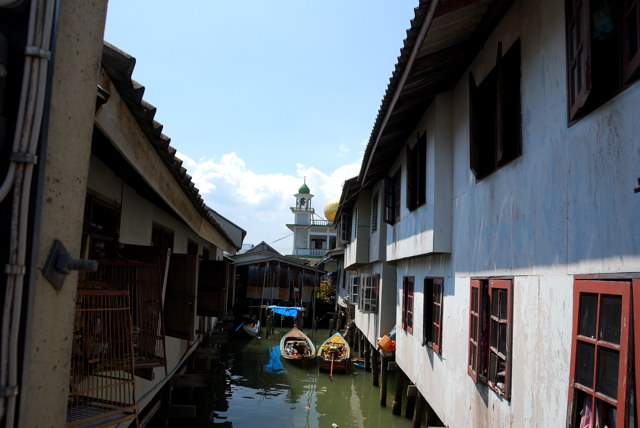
[0,0,58,426]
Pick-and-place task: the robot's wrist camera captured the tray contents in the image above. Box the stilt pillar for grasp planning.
[405,384,417,419]
[380,356,388,406]
[392,367,405,415]
[363,340,371,371]
[412,391,425,428]
[371,347,380,387]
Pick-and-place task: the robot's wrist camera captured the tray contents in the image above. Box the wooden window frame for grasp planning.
[359,274,379,313]
[402,276,415,334]
[423,277,444,354]
[567,279,633,427]
[469,40,521,179]
[384,169,401,225]
[468,278,513,399]
[152,222,174,251]
[339,213,352,244]
[371,193,378,233]
[350,275,360,306]
[407,133,427,211]
[565,0,640,122]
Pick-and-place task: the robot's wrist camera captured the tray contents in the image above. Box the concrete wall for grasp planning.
[392,0,640,426]
[88,156,219,258]
[19,1,109,426]
[386,94,454,261]
[368,180,386,263]
[354,261,397,344]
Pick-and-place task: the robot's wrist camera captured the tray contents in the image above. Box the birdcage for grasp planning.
[80,259,167,371]
[67,289,137,427]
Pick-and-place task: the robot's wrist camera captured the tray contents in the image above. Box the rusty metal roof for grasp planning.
[100,42,242,251]
[359,0,514,187]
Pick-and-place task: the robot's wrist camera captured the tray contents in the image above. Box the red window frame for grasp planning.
[568,279,632,427]
[424,277,444,354]
[402,276,414,334]
[468,278,513,399]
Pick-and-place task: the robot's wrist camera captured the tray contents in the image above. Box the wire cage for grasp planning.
[67,289,137,427]
[80,259,167,371]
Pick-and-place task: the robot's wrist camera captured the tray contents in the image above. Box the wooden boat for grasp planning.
[280,327,316,361]
[317,332,350,374]
[242,319,260,338]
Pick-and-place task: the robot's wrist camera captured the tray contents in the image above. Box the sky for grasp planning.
[104,1,418,254]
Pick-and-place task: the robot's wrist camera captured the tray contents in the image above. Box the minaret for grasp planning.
[291,179,314,254]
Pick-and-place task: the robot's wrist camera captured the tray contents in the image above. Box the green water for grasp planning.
[196,328,413,428]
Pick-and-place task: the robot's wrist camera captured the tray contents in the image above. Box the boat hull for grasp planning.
[317,332,350,373]
[280,327,316,361]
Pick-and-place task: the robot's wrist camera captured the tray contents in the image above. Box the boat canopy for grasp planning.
[267,305,303,318]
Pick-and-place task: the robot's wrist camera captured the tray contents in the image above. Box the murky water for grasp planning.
[191,328,413,428]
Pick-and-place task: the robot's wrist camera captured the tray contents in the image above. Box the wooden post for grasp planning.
[405,384,417,419]
[380,357,388,406]
[392,367,404,415]
[328,318,335,337]
[364,339,371,371]
[371,347,380,387]
[412,390,425,428]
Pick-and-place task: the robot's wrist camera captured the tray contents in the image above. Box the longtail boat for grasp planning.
[241,319,260,338]
[317,332,350,375]
[280,326,316,361]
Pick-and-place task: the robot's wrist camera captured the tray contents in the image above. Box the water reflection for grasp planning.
[197,329,410,428]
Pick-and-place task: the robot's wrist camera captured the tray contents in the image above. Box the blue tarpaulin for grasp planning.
[264,345,285,374]
[267,305,303,318]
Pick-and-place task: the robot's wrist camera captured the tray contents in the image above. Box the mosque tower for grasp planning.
[287,179,336,258]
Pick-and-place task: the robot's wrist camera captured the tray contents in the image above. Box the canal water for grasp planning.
[188,328,413,428]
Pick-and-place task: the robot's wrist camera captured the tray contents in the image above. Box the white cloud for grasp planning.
[177,151,361,254]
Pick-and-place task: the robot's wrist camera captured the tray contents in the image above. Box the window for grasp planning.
[469,39,521,179]
[402,276,415,334]
[340,213,352,244]
[359,274,379,313]
[384,169,401,224]
[152,222,174,251]
[468,278,513,399]
[371,193,379,233]
[352,207,358,240]
[407,133,426,211]
[187,239,198,255]
[568,279,634,427]
[424,277,444,354]
[82,192,121,259]
[350,275,360,305]
[566,0,640,122]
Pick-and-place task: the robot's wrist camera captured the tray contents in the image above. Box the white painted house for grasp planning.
[337,0,640,426]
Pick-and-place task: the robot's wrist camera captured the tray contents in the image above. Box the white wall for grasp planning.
[392,0,640,426]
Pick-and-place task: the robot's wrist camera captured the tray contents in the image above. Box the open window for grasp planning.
[402,276,415,334]
[469,40,521,179]
[198,260,231,318]
[468,278,513,399]
[406,133,426,211]
[566,0,640,122]
[165,254,199,340]
[423,277,444,354]
[384,169,401,224]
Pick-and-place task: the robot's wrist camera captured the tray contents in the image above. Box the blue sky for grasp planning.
[104,1,417,253]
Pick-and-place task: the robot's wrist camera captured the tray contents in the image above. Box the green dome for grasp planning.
[298,182,310,194]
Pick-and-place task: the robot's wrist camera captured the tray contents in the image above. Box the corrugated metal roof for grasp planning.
[359,0,514,187]
[100,42,241,251]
